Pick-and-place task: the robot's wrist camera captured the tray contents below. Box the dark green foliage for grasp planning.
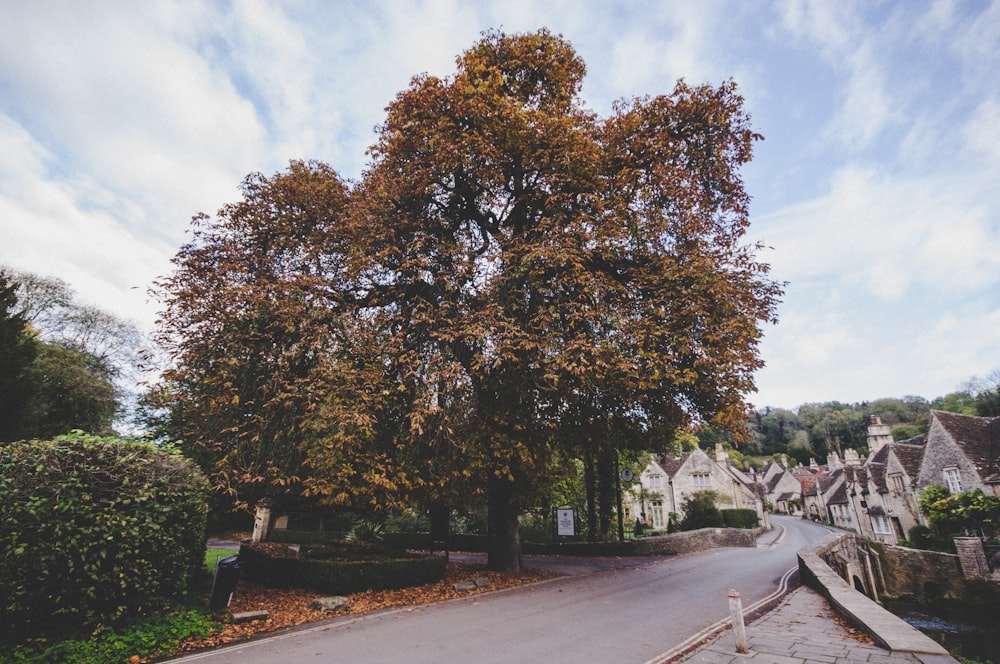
[20,343,118,438]
[0,608,218,664]
[906,525,942,551]
[238,542,445,594]
[919,486,1000,539]
[680,491,725,530]
[0,271,38,442]
[0,434,209,642]
[721,508,759,529]
[345,519,385,543]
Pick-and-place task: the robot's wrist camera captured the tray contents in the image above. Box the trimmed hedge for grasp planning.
[0,434,209,642]
[721,508,759,529]
[239,542,446,594]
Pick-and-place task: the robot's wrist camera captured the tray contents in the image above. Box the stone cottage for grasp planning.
[624,446,762,528]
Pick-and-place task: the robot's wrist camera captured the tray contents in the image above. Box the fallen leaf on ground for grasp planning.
[176,561,556,654]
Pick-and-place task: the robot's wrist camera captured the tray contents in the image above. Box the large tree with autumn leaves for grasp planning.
[151,30,781,571]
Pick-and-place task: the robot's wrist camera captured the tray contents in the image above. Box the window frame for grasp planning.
[944,467,963,494]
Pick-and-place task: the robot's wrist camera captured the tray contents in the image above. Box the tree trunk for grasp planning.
[487,474,522,571]
[584,451,597,541]
[597,447,615,540]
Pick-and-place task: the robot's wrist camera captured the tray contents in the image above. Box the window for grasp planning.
[944,468,963,494]
[651,500,664,529]
[871,514,892,535]
[649,474,662,489]
[692,473,711,488]
[888,474,905,495]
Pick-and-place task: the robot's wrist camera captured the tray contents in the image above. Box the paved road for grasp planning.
[171,517,831,664]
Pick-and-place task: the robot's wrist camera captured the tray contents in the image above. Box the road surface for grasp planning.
[169,516,832,664]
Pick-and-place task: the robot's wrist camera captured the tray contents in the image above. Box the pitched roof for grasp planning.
[932,410,1000,482]
[889,443,924,479]
[657,452,689,476]
[827,480,849,505]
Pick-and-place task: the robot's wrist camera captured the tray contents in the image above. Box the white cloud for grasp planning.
[1,0,998,411]
[0,114,173,329]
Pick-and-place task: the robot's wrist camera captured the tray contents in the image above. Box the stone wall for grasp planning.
[632,527,756,555]
[797,534,951,655]
[522,527,756,556]
[875,544,964,600]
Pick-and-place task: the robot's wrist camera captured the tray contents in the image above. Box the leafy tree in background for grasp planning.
[150,161,353,510]
[966,370,1000,417]
[10,269,143,389]
[20,342,117,438]
[0,268,134,441]
[0,270,38,441]
[930,390,977,415]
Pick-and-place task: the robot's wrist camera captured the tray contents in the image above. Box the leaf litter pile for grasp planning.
[178,560,556,654]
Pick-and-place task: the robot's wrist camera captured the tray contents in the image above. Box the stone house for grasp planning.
[803,411,999,545]
[916,410,1000,497]
[757,456,804,514]
[624,446,762,528]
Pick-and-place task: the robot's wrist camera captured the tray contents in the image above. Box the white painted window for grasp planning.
[649,474,662,489]
[871,514,892,535]
[944,468,963,494]
[651,500,664,529]
[692,473,711,488]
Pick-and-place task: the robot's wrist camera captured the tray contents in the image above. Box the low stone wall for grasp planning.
[798,534,951,657]
[632,527,756,555]
[876,544,964,600]
[523,527,756,557]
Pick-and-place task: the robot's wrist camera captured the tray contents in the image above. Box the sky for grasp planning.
[1,0,998,411]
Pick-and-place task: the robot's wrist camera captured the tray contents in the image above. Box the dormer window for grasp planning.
[648,474,662,489]
[692,473,711,488]
[944,468,963,494]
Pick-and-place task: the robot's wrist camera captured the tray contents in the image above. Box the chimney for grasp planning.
[867,414,893,454]
[781,454,788,469]
[827,452,842,470]
[844,448,861,466]
[715,443,728,465]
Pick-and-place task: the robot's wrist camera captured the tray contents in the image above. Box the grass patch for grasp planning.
[204,548,240,574]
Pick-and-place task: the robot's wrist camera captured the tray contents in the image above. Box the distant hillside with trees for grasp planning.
[725,371,1000,467]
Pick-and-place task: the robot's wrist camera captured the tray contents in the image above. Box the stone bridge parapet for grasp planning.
[797,533,952,657]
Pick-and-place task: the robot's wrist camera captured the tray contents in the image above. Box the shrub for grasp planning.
[680,491,725,531]
[0,433,209,642]
[346,519,385,543]
[238,542,446,594]
[721,508,759,529]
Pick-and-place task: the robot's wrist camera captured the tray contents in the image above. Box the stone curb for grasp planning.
[797,534,952,658]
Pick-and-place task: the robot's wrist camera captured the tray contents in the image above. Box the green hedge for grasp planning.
[268,529,348,545]
[0,434,209,642]
[721,508,759,529]
[239,543,446,594]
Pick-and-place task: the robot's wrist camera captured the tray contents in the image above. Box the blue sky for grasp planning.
[1,1,997,410]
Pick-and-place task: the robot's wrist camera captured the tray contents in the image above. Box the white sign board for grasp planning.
[556,508,575,537]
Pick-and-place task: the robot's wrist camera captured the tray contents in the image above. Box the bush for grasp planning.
[680,491,725,531]
[239,542,446,594]
[721,509,759,529]
[0,433,209,642]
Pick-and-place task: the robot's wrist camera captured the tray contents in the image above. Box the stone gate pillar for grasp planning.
[954,537,990,579]
[251,498,273,544]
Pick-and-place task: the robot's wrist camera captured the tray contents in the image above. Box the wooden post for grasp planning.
[728,589,749,654]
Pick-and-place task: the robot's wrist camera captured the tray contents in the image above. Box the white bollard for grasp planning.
[728,589,749,654]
